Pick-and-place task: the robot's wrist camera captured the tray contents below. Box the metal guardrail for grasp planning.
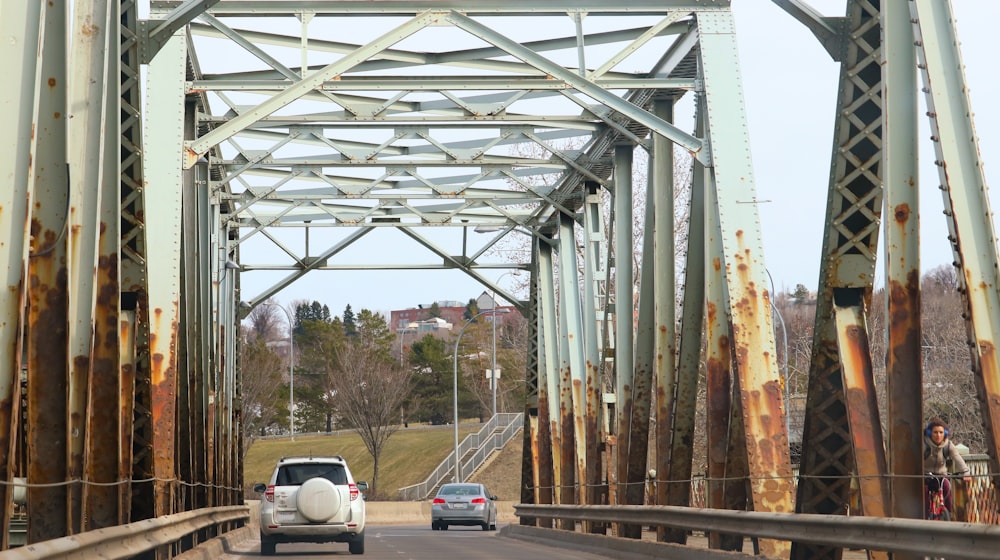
[399,413,523,501]
[0,506,248,559]
[514,504,1000,560]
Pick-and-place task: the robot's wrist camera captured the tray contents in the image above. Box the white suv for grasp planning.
[253,455,367,555]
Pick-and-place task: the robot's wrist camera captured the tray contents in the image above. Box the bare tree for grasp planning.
[246,298,286,341]
[331,333,413,497]
[239,328,286,457]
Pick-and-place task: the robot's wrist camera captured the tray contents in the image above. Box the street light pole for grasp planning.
[452,308,506,482]
[765,269,789,435]
[490,291,497,418]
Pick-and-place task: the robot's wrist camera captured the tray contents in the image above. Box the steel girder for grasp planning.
[791,2,1000,560]
[150,2,705,307]
[792,3,883,558]
[912,0,1000,497]
[0,0,243,547]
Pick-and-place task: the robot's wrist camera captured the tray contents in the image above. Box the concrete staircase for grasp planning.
[398,413,523,501]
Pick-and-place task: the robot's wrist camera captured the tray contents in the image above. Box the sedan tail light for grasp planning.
[432,498,446,504]
[264,485,275,503]
[471,498,487,504]
[349,483,360,501]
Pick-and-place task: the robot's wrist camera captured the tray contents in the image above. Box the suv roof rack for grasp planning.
[279,455,344,463]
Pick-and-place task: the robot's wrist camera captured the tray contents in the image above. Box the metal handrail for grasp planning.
[0,506,248,559]
[514,504,1000,560]
[399,413,522,500]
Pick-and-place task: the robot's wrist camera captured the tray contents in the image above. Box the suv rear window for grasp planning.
[276,463,348,486]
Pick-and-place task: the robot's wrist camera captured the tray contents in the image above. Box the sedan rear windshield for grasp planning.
[276,463,348,486]
[439,485,481,496]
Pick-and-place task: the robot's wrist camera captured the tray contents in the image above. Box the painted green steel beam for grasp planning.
[447,12,704,161]
[882,0,923,528]
[771,0,847,61]
[914,0,1000,488]
[535,240,562,498]
[189,21,689,75]
[184,12,440,167]
[152,0,731,15]
[67,1,115,531]
[26,0,71,543]
[189,78,696,91]
[140,0,222,63]
[0,0,39,547]
[143,28,187,519]
[697,10,792,557]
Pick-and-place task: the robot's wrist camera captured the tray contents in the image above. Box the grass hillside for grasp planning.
[244,424,523,500]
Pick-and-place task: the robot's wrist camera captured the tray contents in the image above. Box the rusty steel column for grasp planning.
[66,0,118,534]
[537,239,561,520]
[705,280,734,550]
[626,150,655,538]
[611,148,635,506]
[120,0,153,525]
[143,27,187,520]
[662,98,703,544]
[882,0,924,537]
[118,307,137,524]
[0,0,38,549]
[698,11,793,558]
[517,249,542,526]
[913,0,1000,492]
[556,216,579,529]
[558,213,589,523]
[704,178,745,552]
[791,3,883,559]
[833,297,890,542]
[26,0,70,544]
[82,0,123,531]
[581,181,606,535]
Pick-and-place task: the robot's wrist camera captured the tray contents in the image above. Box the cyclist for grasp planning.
[923,417,971,518]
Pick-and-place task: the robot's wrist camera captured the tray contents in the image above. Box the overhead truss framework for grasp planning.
[146,0,719,305]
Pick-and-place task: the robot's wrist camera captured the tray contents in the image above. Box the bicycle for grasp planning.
[924,472,951,521]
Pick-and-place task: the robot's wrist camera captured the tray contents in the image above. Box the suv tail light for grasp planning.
[433,498,446,504]
[349,483,359,501]
[264,485,275,503]
[471,498,487,504]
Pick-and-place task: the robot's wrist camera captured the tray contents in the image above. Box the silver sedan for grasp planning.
[430,483,498,531]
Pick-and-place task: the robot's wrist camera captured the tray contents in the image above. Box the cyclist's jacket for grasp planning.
[923,437,970,476]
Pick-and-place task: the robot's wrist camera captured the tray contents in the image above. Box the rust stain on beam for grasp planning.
[728,231,792,559]
[82,249,122,530]
[118,312,137,524]
[558,364,575,530]
[150,304,179,517]
[26,226,69,542]
[886,269,924,522]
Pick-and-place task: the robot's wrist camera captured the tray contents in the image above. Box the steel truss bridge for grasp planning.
[2,1,999,558]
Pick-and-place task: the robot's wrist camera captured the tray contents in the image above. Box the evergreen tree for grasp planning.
[294,300,332,335]
[294,317,346,432]
[407,334,476,424]
[343,304,357,337]
[463,298,480,322]
[353,309,394,360]
[428,302,442,319]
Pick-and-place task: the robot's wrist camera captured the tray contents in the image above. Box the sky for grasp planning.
[217,1,1000,319]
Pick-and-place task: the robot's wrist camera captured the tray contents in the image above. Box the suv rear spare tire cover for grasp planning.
[297,477,342,522]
